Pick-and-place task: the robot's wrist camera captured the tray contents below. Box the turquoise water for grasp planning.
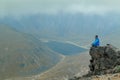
[46,41,87,55]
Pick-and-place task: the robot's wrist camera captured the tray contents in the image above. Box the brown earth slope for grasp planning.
[7,51,90,80]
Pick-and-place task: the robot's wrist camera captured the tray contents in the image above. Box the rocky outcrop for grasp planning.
[89,44,120,75]
[69,44,120,80]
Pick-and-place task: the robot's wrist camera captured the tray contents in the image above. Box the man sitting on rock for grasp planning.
[92,35,100,47]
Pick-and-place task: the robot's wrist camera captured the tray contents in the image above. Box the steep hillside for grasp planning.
[1,13,120,47]
[6,52,90,80]
[0,14,118,37]
[0,25,62,80]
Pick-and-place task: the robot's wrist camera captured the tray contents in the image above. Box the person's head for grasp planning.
[95,35,98,39]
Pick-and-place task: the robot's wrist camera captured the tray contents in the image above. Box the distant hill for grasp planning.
[1,13,120,47]
[0,25,62,80]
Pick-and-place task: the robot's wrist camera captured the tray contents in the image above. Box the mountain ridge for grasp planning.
[0,25,62,80]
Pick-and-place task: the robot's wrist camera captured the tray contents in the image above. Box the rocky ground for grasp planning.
[70,73,120,80]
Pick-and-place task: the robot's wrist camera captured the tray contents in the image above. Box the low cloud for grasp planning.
[0,0,120,16]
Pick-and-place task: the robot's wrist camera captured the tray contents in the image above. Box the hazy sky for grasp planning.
[0,0,120,16]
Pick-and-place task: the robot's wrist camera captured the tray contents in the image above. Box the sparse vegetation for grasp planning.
[0,25,62,80]
[114,66,120,73]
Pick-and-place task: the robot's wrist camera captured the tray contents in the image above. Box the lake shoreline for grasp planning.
[10,51,90,80]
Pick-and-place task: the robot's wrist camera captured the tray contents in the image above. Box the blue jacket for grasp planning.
[92,38,100,47]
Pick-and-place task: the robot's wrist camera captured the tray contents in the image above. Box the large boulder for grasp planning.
[89,44,120,75]
[69,44,120,80]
